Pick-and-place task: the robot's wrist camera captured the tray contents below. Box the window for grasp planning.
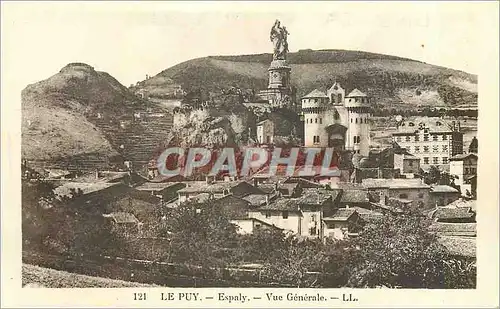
[355,118,358,124]
[415,135,419,141]
[433,135,438,141]
[443,135,448,140]
[433,157,439,164]
[442,145,448,152]
[405,136,411,142]
[396,136,401,142]
[315,118,318,123]
[433,145,439,153]
[442,157,448,164]
[418,193,424,199]
[265,212,271,218]
[424,157,429,164]
[353,136,357,144]
[423,146,429,153]
[319,118,322,124]
[357,136,361,144]
[465,168,469,174]
[471,168,476,174]
[424,134,429,141]
[399,193,408,199]
[415,146,420,153]
[309,227,317,235]
[351,118,353,123]
[313,136,320,144]
[282,211,288,219]
[337,94,342,103]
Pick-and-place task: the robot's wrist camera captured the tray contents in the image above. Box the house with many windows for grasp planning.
[392,117,464,169]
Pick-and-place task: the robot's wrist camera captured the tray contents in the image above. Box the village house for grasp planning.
[449,153,478,196]
[102,212,142,235]
[393,152,421,177]
[429,185,461,207]
[322,208,363,240]
[362,178,432,209]
[248,188,340,239]
[256,119,274,144]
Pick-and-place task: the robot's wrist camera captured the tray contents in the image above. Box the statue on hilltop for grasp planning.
[270,20,289,60]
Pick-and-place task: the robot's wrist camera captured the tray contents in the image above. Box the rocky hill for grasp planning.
[21,63,154,167]
[139,49,477,109]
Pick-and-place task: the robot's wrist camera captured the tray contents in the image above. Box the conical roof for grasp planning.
[302,89,328,99]
[346,88,367,97]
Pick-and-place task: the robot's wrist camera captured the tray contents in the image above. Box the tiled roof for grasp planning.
[346,88,367,97]
[54,182,119,198]
[362,178,430,189]
[241,194,271,206]
[136,182,184,191]
[258,198,300,212]
[324,208,356,221]
[298,188,336,205]
[429,222,476,237]
[395,117,456,134]
[284,177,323,188]
[350,207,383,221]
[432,207,475,220]
[302,89,328,99]
[177,181,252,194]
[431,185,460,193]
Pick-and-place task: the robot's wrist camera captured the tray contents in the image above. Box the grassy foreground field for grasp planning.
[22,264,157,288]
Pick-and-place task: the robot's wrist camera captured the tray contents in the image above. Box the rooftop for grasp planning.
[135,182,184,191]
[431,206,475,220]
[395,117,457,134]
[54,182,119,198]
[429,222,476,237]
[324,208,356,221]
[257,198,300,212]
[302,89,328,99]
[361,178,430,189]
[346,88,367,97]
[298,188,337,205]
[431,185,460,193]
[177,181,254,194]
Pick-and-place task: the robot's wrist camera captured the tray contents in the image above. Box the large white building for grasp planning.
[392,117,464,169]
[301,82,371,156]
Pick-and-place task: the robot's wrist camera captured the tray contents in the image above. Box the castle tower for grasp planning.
[344,89,371,156]
[301,89,330,147]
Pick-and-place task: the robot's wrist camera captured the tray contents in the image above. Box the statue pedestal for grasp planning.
[268,60,291,89]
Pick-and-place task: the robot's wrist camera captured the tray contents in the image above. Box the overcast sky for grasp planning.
[2,1,497,91]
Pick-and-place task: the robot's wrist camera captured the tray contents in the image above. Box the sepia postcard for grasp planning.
[1,1,499,308]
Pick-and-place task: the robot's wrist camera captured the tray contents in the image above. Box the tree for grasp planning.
[341,212,474,288]
[262,236,327,288]
[160,202,239,268]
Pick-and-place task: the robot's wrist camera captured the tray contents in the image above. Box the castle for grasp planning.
[301,83,372,156]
